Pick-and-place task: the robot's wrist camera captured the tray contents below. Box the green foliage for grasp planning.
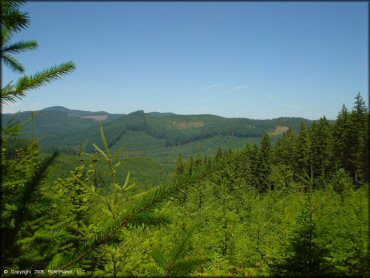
[3,107,309,159]
[2,102,369,276]
[2,62,76,104]
[310,117,334,182]
[256,133,272,193]
[1,0,76,270]
[43,124,210,272]
[151,220,209,277]
[2,24,38,73]
[0,0,30,33]
[1,129,58,267]
[1,0,76,104]
[296,121,312,176]
[1,3,368,276]
[272,178,334,276]
[329,168,354,200]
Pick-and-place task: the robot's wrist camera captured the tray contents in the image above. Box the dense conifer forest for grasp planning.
[1,1,369,276]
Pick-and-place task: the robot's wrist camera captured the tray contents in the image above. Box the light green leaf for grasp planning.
[112,145,126,161]
[122,183,136,192]
[100,124,110,155]
[93,144,108,160]
[122,172,131,189]
[113,183,121,191]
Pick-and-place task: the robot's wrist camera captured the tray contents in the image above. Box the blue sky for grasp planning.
[2,2,368,120]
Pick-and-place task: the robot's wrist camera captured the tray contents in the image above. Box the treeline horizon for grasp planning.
[1,1,368,276]
[2,94,369,276]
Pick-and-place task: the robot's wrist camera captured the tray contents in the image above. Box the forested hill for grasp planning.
[3,96,368,276]
[2,106,122,140]
[2,106,313,157]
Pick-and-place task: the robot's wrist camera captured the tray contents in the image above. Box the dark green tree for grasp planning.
[256,133,272,193]
[214,147,223,161]
[1,0,75,269]
[350,93,368,184]
[333,105,355,175]
[273,177,334,276]
[0,0,29,33]
[310,117,334,186]
[151,220,208,277]
[273,128,299,176]
[296,121,312,177]
[249,144,260,190]
[175,154,186,177]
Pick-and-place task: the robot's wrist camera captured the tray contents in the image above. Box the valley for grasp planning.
[3,106,314,185]
[2,2,368,276]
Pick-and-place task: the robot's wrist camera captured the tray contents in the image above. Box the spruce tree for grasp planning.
[350,93,368,185]
[273,128,299,176]
[1,0,76,269]
[297,121,312,177]
[310,117,334,186]
[256,133,272,193]
[333,105,355,175]
[273,177,334,276]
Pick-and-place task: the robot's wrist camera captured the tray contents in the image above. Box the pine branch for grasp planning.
[150,217,207,277]
[5,152,59,252]
[0,83,24,104]
[1,116,30,138]
[52,169,208,270]
[1,62,76,104]
[151,246,167,269]
[2,153,57,258]
[2,40,38,54]
[171,257,209,276]
[128,212,171,227]
[1,10,29,33]
[165,220,202,276]
[0,0,27,12]
[1,27,12,46]
[0,0,30,32]
[2,54,25,73]
[100,123,110,155]
[16,62,76,92]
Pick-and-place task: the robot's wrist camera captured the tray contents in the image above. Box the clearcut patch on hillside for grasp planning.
[81,115,108,121]
[268,125,289,135]
[170,120,205,129]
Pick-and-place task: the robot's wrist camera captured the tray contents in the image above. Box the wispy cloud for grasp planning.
[229,85,248,93]
[203,83,225,91]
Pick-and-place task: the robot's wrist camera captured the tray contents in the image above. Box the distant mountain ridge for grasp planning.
[42,106,110,116]
[2,106,314,163]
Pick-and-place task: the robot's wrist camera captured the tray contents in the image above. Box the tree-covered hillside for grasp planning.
[1,2,368,277]
[2,94,369,277]
[3,106,313,156]
[1,106,121,140]
[3,107,316,185]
